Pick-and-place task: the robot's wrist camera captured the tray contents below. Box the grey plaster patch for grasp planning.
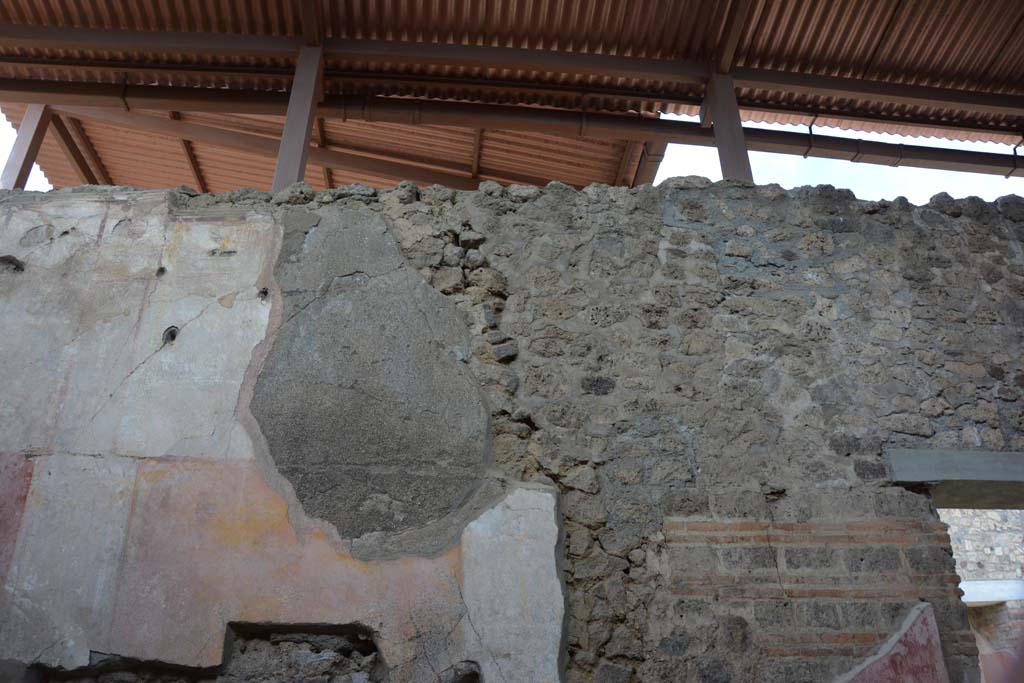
[251,205,489,545]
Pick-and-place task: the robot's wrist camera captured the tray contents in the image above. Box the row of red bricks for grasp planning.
[671,584,961,600]
[664,519,949,533]
[667,532,951,545]
[762,629,978,659]
[664,519,951,547]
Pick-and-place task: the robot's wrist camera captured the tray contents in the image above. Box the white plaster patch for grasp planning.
[461,486,564,683]
[0,454,137,669]
[58,291,269,459]
[0,193,273,461]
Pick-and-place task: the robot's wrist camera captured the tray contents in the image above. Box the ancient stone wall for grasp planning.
[940,509,1024,581]
[2,178,1024,683]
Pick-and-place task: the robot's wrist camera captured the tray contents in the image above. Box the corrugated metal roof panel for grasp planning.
[2,0,1022,191]
[480,129,624,187]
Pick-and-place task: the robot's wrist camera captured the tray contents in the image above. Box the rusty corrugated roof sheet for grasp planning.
[1,0,1022,191]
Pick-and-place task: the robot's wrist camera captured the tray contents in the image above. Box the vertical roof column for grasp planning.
[272,45,324,192]
[701,73,754,182]
[1,104,51,190]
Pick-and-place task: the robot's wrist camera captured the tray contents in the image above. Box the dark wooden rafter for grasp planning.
[0,24,296,58]
[49,114,98,184]
[614,141,643,186]
[316,117,333,189]
[299,0,323,46]
[716,0,755,74]
[1,103,51,189]
[470,129,484,179]
[166,111,208,192]
[168,111,208,193]
[63,116,112,185]
[324,39,708,84]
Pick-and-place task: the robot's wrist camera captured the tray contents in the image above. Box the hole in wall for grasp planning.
[258,287,270,301]
[27,622,389,682]
[156,266,166,277]
[0,255,26,272]
[437,660,482,682]
[162,326,179,345]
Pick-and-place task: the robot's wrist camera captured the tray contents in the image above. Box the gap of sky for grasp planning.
[655,114,1024,205]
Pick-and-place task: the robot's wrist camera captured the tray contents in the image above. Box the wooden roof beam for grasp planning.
[316,117,334,189]
[470,129,484,179]
[0,24,297,58]
[169,112,208,193]
[49,114,98,185]
[732,68,1024,119]
[0,78,289,113]
[324,38,707,84]
[717,0,755,74]
[299,0,324,46]
[63,116,112,185]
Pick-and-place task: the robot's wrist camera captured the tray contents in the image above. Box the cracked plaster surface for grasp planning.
[0,189,564,682]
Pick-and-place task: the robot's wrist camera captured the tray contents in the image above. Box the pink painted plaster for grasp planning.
[839,603,950,683]
[0,453,33,589]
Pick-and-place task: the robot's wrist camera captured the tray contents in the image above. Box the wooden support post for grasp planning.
[2,104,51,189]
[272,45,323,192]
[702,73,753,182]
[50,114,98,184]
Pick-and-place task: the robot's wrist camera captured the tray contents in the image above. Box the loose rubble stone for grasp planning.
[271,181,314,205]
